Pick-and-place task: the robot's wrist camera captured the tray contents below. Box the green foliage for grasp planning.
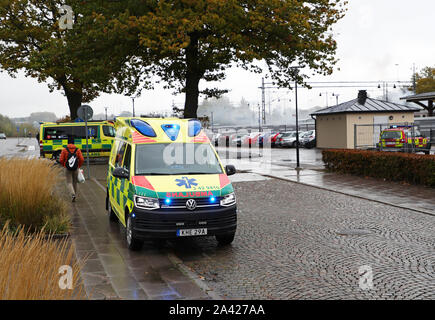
[323,149,435,187]
[414,66,435,94]
[99,0,347,117]
[0,114,15,136]
[0,0,133,118]
[0,0,347,119]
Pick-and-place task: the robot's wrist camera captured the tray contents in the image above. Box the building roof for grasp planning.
[311,97,421,116]
[400,92,435,101]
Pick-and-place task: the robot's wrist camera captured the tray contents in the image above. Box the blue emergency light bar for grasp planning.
[131,119,157,137]
[390,125,412,129]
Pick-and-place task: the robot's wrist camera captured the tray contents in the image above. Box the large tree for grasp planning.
[105,0,346,118]
[408,66,435,116]
[0,0,135,119]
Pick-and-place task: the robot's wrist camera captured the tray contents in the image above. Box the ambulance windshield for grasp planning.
[135,143,223,175]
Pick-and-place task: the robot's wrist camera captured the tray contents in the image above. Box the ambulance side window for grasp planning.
[115,142,126,168]
[123,144,132,172]
[110,140,119,167]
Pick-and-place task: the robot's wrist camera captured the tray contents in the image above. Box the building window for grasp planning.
[389,115,394,120]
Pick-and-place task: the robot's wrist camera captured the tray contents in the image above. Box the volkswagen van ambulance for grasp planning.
[106,117,237,250]
[39,121,115,161]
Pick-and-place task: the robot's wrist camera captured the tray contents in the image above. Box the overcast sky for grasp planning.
[1,0,434,119]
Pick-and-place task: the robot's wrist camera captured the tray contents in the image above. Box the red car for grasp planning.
[270,133,281,147]
[243,132,261,145]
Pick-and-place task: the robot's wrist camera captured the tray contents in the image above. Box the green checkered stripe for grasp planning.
[42,138,112,153]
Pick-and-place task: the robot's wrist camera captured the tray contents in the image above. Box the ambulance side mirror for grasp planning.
[113,167,129,179]
[225,165,236,176]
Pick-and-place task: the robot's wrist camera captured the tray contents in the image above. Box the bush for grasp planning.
[322,149,435,187]
[0,158,70,233]
[0,223,85,300]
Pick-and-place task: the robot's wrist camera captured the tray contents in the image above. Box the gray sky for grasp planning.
[1,0,434,118]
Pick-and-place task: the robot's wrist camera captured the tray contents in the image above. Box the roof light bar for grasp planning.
[161,124,180,141]
[130,119,157,137]
[188,120,202,137]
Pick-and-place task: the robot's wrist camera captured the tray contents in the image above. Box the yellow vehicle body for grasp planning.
[377,126,431,154]
[106,117,237,250]
[39,121,115,160]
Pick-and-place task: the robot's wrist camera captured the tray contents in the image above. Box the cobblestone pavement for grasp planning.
[169,178,435,299]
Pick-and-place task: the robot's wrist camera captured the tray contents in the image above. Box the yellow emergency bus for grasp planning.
[38,121,115,161]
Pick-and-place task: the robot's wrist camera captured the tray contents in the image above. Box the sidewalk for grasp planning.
[223,158,435,216]
[70,166,217,300]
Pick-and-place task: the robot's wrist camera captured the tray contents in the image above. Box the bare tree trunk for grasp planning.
[64,88,83,120]
[183,33,201,119]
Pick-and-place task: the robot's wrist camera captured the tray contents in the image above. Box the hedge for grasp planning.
[322,149,435,187]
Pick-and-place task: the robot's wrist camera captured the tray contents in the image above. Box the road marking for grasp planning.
[92,177,106,191]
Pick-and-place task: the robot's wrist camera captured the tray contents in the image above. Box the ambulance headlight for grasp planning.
[134,196,160,210]
[220,192,236,207]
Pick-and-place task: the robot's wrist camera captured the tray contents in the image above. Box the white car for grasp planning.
[280,131,298,147]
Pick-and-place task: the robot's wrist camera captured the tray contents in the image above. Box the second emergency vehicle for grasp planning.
[377,125,431,154]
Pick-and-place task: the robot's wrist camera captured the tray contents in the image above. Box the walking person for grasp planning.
[59,136,84,202]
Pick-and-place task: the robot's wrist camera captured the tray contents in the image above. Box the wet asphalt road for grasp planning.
[2,142,434,299]
[0,137,39,158]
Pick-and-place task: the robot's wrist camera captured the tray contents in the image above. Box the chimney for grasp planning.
[358,90,367,105]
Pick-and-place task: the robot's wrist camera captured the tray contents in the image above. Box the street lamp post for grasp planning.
[332,93,340,106]
[291,66,303,170]
[131,97,136,117]
[211,112,214,132]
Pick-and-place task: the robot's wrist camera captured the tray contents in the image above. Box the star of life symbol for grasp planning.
[175,177,198,189]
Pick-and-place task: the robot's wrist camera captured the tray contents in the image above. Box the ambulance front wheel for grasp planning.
[126,214,143,251]
[216,232,235,246]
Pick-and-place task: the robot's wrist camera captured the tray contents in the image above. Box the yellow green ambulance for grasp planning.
[106,117,237,250]
[39,121,115,160]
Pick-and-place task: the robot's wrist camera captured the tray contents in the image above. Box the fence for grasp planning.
[354,122,434,152]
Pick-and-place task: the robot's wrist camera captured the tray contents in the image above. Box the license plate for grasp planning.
[176,228,208,237]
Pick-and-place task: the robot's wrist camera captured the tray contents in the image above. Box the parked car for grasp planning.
[275,132,292,147]
[300,130,316,148]
[271,132,281,147]
[280,131,299,147]
[256,132,272,147]
[0,133,6,140]
[231,134,248,147]
[243,132,261,145]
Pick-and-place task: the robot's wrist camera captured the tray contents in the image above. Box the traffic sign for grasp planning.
[77,105,93,121]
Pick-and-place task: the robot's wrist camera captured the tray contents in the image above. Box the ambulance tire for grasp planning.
[216,232,235,246]
[107,196,117,222]
[126,214,143,251]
